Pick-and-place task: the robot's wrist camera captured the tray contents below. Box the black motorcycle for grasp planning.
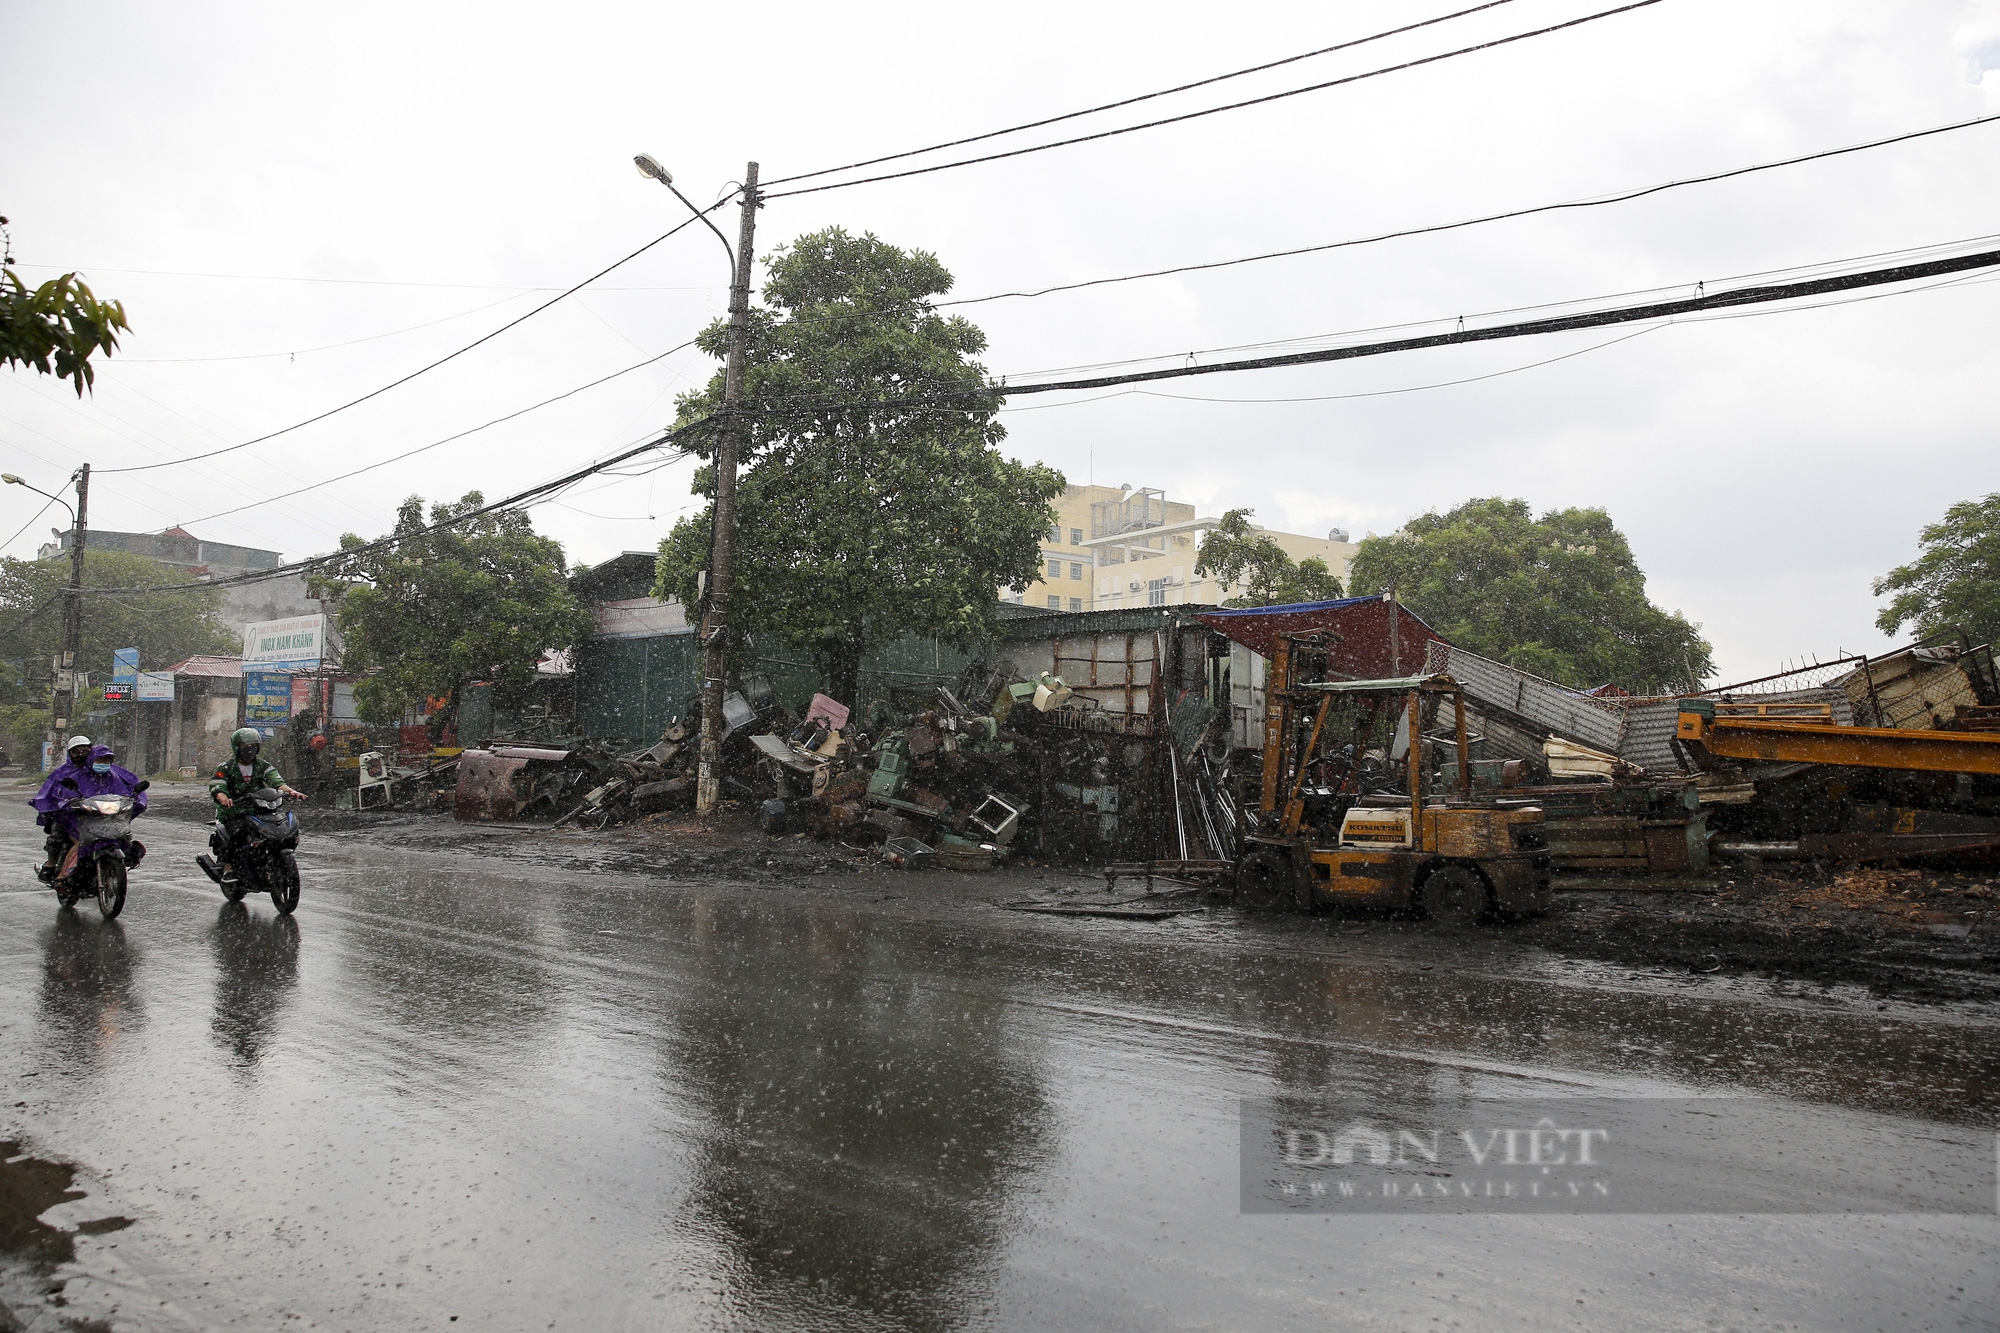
[201,787,302,914]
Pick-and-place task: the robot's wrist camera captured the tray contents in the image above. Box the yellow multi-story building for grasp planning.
[1000,483,1360,612]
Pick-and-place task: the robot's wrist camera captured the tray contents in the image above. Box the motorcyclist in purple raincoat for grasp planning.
[34,744,148,882]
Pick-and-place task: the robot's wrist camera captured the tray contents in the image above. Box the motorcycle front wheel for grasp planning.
[271,849,301,915]
[96,858,126,920]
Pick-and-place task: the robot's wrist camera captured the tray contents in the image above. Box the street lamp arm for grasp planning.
[633,155,737,275]
[666,180,737,274]
[1,474,77,524]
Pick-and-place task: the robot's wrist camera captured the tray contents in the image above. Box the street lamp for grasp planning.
[634,154,736,273]
[634,152,761,814]
[2,473,76,523]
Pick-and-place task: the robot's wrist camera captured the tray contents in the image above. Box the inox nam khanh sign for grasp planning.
[241,614,326,670]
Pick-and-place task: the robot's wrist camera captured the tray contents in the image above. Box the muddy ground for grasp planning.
[137,782,2000,1005]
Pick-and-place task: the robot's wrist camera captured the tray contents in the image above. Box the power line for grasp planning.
[999,233,2000,379]
[0,495,59,553]
[78,237,2000,597]
[726,239,2000,416]
[81,422,714,596]
[991,245,2000,394]
[179,338,701,527]
[940,111,2000,308]
[998,325,1662,409]
[113,291,537,363]
[764,0,1666,199]
[98,198,734,476]
[764,0,1525,188]
[8,262,722,294]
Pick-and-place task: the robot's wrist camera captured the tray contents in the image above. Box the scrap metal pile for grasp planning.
[449,665,1107,870]
[1414,634,2000,871]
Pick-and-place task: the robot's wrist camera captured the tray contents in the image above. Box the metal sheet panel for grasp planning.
[1425,642,1625,752]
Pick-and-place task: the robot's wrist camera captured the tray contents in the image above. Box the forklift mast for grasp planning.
[1258,632,1474,839]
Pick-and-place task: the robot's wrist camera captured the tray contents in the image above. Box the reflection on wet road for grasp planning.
[1,811,1995,1330]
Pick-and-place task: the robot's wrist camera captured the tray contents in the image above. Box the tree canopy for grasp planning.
[1,262,128,396]
[310,493,592,726]
[1347,497,1712,692]
[654,227,1063,703]
[1193,509,1344,607]
[1873,493,2000,648]
[0,547,234,681]
[0,547,234,760]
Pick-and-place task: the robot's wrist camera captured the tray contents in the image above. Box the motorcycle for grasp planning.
[208,787,302,914]
[44,779,149,920]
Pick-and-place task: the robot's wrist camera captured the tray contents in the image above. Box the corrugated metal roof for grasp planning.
[1197,597,1446,676]
[164,654,243,678]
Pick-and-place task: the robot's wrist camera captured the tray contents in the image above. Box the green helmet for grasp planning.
[230,727,262,758]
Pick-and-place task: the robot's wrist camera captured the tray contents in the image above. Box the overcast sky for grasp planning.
[4,0,1997,683]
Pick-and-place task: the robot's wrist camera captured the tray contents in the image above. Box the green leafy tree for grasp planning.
[1873,493,2000,647]
[310,493,594,727]
[0,547,232,761]
[654,227,1063,703]
[1347,497,1712,692]
[1,260,129,395]
[1194,508,1345,607]
[0,547,234,681]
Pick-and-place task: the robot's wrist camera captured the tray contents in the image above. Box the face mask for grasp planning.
[92,762,111,774]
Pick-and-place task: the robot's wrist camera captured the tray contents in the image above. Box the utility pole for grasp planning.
[50,464,89,757]
[1385,578,1400,676]
[697,163,760,814]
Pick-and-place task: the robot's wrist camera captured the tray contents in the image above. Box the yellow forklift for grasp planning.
[1234,632,1552,923]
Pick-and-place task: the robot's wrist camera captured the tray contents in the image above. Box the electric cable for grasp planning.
[764,0,1525,187]
[0,593,66,648]
[114,290,538,363]
[726,238,2000,417]
[81,421,715,596]
[0,495,59,553]
[764,0,1666,199]
[997,232,2000,380]
[939,112,2000,308]
[178,337,701,527]
[98,196,735,476]
[992,244,2000,394]
[74,235,2000,597]
[996,325,1661,409]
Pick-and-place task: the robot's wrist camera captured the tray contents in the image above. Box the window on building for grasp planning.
[1069,562,1082,580]
[1048,559,1061,579]
[1069,597,1083,612]
[1070,527,1083,545]
[1047,595,1062,609]
[1147,577,1170,607]
[1049,524,1060,543]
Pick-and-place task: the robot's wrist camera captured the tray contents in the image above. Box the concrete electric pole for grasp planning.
[696,162,760,814]
[55,464,89,752]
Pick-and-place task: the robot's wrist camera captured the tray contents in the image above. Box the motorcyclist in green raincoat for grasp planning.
[197,727,306,884]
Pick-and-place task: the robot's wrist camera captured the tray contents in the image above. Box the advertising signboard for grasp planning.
[242,615,325,669]
[136,672,175,702]
[104,646,140,701]
[244,669,294,724]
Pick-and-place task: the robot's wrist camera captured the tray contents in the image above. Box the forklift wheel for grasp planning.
[1233,848,1296,913]
[1420,865,1490,925]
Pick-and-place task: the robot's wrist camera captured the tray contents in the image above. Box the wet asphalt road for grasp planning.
[2,800,1998,1331]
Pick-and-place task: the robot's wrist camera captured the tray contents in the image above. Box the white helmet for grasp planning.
[65,734,91,752]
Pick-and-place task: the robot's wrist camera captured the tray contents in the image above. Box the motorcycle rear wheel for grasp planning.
[56,887,80,910]
[271,849,301,915]
[95,859,126,920]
